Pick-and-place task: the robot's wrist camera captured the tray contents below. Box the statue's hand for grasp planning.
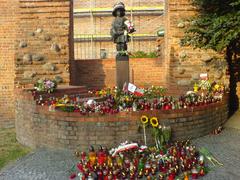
[128,28,136,34]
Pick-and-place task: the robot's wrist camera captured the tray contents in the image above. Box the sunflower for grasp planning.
[150,117,159,128]
[140,115,149,124]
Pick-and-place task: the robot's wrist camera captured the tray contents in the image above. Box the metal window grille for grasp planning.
[73,0,165,60]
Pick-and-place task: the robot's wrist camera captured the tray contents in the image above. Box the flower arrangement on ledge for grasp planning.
[193,80,225,95]
[34,78,57,93]
[35,82,227,115]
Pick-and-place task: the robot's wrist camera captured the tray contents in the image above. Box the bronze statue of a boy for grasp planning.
[110,2,135,56]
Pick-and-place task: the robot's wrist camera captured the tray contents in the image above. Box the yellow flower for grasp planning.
[214,84,220,91]
[56,104,65,107]
[141,115,149,124]
[150,117,159,128]
[193,83,199,92]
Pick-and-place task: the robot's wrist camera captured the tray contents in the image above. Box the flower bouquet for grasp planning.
[143,86,167,99]
[34,79,57,93]
[199,147,223,166]
[140,115,172,150]
[198,80,211,95]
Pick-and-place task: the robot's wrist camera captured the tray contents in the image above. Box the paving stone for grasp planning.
[0,149,77,180]
[42,62,56,71]
[32,54,44,61]
[0,128,240,180]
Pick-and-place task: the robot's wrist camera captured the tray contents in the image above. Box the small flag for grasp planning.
[134,88,144,97]
[128,83,137,93]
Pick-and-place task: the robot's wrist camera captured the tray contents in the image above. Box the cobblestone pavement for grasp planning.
[192,128,240,180]
[0,149,77,180]
[0,128,240,180]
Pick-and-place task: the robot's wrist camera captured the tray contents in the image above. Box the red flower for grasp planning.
[69,173,77,179]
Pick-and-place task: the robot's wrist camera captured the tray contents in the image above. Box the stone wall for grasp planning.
[164,0,229,91]
[15,88,228,151]
[0,0,72,128]
[15,0,72,86]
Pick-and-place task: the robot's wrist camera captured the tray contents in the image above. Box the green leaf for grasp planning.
[183,0,240,54]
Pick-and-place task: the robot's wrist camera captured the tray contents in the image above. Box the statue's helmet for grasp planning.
[112,2,126,17]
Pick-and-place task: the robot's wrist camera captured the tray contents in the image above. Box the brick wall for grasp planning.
[71,58,169,90]
[71,58,193,95]
[0,0,232,129]
[15,88,228,151]
[0,0,18,128]
[0,0,72,128]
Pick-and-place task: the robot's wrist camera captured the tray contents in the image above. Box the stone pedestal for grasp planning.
[116,55,129,89]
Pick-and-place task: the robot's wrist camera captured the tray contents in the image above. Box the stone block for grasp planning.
[51,43,61,52]
[23,71,36,79]
[177,22,185,28]
[23,54,32,63]
[28,32,35,36]
[32,54,44,61]
[19,41,27,48]
[214,71,223,80]
[192,73,199,80]
[54,76,63,83]
[36,28,43,34]
[42,62,56,71]
[44,34,51,41]
[177,79,191,86]
[177,67,186,74]
[201,54,213,63]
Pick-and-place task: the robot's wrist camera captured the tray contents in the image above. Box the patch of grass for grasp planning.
[0,128,31,170]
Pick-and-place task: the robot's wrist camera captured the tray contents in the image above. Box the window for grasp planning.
[73,0,165,60]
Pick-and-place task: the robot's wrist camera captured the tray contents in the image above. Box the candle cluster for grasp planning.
[69,141,209,180]
[35,85,225,115]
